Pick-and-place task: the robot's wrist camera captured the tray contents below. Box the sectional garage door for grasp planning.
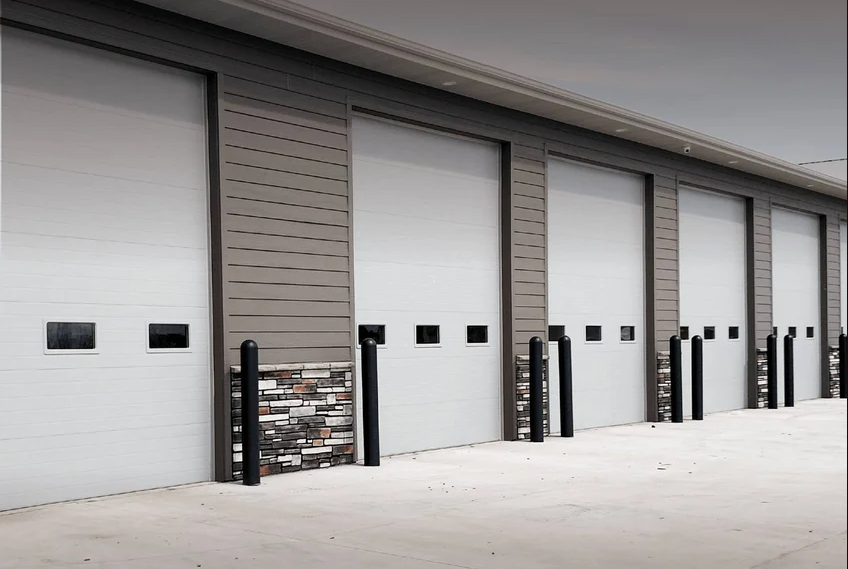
[772,208,821,403]
[842,221,847,334]
[351,116,502,457]
[547,159,646,432]
[679,187,747,415]
[0,28,212,510]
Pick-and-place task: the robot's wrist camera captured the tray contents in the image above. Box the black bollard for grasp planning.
[691,335,704,421]
[840,333,847,399]
[361,338,381,466]
[529,336,544,442]
[670,335,683,423]
[767,334,778,409]
[558,335,574,438]
[784,335,795,408]
[240,339,260,486]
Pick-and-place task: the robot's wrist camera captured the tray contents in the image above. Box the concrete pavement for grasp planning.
[1,399,846,569]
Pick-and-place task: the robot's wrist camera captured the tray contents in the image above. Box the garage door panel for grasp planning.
[4,133,205,192]
[353,165,498,227]
[842,223,847,332]
[355,265,499,313]
[550,275,644,316]
[354,211,499,268]
[351,119,499,180]
[679,188,747,416]
[548,159,646,431]
[548,246,642,279]
[772,208,821,403]
[4,162,205,214]
[1,28,212,510]
[352,116,501,457]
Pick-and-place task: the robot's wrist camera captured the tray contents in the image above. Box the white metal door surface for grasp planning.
[679,187,747,416]
[351,116,502,457]
[772,208,821,402]
[547,159,645,432]
[0,28,212,510]
[841,221,847,334]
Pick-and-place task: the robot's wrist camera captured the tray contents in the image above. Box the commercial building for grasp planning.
[1,0,846,511]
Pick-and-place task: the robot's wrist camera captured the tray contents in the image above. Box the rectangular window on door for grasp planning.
[45,322,96,352]
[548,325,565,341]
[680,326,690,341]
[728,326,740,340]
[788,326,797,338]
[466,325,489,345]
[415,325,440,346]
[358,324,386,346]
[806,327,815,339]
[585,325,602,342]
[704,326,716,341]
[620,326,636,342]
[148,323,190,351]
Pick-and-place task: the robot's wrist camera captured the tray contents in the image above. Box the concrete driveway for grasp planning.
[2,400,846,569]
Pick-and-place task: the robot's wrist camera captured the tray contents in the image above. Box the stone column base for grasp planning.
[515,355,549,439]
[231,362,354,479]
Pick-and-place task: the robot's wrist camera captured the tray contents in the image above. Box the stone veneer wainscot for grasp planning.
[756,348,769,407]
[656,351,672,422]
[515,355,549,439]
[828,346,840,398]
[231,362,354,479]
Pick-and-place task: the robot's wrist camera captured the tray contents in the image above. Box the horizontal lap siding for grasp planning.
[751,200,773,348]
[825,218,841,344]
[219,73,352,365]
[512,146,547,356]
[653,177,679,352]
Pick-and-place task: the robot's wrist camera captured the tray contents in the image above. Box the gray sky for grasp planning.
[295,0,847,166]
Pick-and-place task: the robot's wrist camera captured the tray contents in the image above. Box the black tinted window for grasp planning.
[149,324,190,349]
[46,322,96,350]
[416,325,440,345]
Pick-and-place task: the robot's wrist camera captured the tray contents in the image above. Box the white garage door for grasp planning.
[841,221,847,334]
[772,208,821,402]
[679,187,747,416]
[0,28,212,511]
[351,116,502,457]
[547,159,645,432]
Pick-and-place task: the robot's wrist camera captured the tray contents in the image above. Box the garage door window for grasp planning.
[45,321,97,353]
[806,327,815,339]
[680,326,690,341]
[148,323,190,351]
[620,326,636,343]
[466,325,489,346]
[585,326,602,343]
[415,325,441,347]
[548,325,565,341]
[788,326,797,338]
[728,326,740,340]
[357,324,386,347]
[704,326,716,341]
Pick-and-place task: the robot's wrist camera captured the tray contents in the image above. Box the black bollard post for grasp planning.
[691,335,704,421]
[240,339,260,486]
[840,333,847,399]
[767,334,778,409]
[784,335,795,408]
[557,335,574,438]
[361,338,381,466]
[670,335,683,423]
[529,336,544,442]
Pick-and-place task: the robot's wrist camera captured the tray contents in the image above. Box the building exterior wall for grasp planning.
[3,0,845,481]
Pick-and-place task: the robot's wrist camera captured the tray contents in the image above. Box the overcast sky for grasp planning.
[295,0,847,166]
